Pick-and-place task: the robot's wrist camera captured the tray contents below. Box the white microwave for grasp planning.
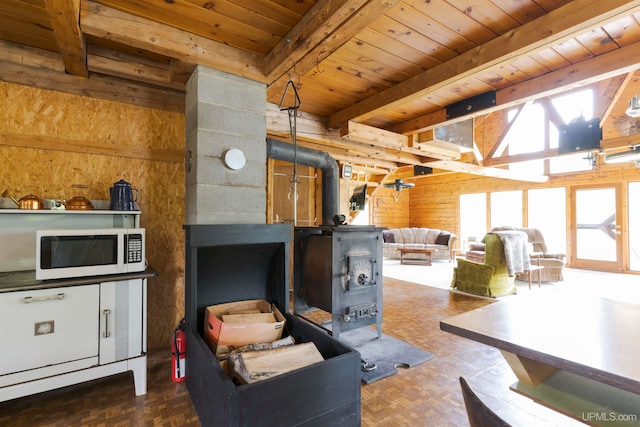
[36,228,146,280]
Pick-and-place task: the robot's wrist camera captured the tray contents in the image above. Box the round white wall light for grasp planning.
[223,148,247,170]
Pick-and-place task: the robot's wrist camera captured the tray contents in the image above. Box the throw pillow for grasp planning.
[435,232,450,245]
[382,230,395,243]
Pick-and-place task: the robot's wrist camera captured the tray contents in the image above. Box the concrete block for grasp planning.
[193,67,266,113]
[194,103,265,137]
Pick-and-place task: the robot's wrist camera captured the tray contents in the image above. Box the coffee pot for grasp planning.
[109,179,138,211]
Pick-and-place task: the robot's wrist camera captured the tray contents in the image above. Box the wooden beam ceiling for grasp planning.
[44,0,87,78]
[0,39,185,113]
[3,0,639,179]
[265,0,400,101]
[327,0,640,129]
[392,39,640,135]
[80,0,266,83]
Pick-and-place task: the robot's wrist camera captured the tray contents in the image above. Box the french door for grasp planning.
[571,184,623,271]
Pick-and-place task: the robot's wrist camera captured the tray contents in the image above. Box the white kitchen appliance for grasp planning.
[36,228,145,280]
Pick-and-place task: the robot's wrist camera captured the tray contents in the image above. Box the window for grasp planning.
[629,182,640,271]
[549,152,593,174]
[459,193,486,248]
[505,103,545,155]
[527,188,566,254]
[551,89,594,124]
[490,190,523,229]
[499,88,595,175]
[549,89,595,174]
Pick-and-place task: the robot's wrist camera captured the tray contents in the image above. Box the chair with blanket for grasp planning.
[451,232,527,297]
[492,226,567,282]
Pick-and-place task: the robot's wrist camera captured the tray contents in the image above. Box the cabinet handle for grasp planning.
[103,309,111,338]
[23,293,65,304]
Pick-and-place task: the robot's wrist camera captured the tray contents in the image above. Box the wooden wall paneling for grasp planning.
[404,163,640,271]
[371,187,410,228]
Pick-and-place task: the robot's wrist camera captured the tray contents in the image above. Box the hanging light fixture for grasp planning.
[603,145,640,164]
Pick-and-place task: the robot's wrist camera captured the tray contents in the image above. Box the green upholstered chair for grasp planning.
[451,233,517,297]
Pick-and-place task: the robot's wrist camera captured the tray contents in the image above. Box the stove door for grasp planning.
[0,284,100,376]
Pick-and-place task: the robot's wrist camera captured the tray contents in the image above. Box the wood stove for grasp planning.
[184,224,361,427]
[293,226,384,339]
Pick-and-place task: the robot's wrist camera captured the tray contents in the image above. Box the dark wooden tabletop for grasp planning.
[440,293,640,395]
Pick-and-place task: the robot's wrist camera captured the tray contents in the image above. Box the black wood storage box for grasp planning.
[184,224,361,427]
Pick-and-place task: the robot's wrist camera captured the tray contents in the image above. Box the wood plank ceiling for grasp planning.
[2,0,640,181]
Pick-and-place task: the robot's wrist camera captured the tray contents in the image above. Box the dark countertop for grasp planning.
[0,267,158,293]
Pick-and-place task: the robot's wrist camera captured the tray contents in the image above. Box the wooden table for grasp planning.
[449,248,467,262]
[524,265,544,289]
[398,248,433,265]
[440,294,640,425]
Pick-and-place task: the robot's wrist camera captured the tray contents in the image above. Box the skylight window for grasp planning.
[500,88,595,174]
[551,88,594,124]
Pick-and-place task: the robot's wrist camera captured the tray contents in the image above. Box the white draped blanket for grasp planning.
[491,231,530,276]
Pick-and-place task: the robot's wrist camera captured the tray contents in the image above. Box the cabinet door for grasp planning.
[0,285,99,375]
[99,279,144,364]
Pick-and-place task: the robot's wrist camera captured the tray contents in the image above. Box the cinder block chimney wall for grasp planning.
[185,66,267,225]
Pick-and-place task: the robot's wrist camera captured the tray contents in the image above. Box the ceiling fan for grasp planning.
[383,179,415,191]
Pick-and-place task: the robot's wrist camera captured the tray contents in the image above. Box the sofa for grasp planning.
[383,227,458,261]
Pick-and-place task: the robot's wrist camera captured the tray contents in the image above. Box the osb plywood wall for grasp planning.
[0,82,185,349]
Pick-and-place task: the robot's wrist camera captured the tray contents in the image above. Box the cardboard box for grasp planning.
[204,299,285,348]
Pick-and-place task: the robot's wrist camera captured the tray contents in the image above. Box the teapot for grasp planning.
[2,189,43,210]
[109,179,138,211]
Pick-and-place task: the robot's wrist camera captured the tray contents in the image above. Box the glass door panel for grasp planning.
[630,182,640,272]
[572,185,622,271]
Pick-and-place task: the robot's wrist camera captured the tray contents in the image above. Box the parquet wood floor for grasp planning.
[0,278,582,426]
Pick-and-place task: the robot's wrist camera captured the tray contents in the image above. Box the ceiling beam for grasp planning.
[266,104,428,167]
[80,0,266,83]
[266,0,400,100]
[87,45,185,90]
[393,40,640,134]
[264,0,369,78]
[340,121,461,160]
[596,73,632,128]
[327,0,640,129]
[0,40,184,113]
[0,39,65,72]
[424,160,549,183]
[44,0,87,77]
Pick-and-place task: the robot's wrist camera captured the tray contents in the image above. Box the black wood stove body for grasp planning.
[184,224,361,427]
[293,226,384,339]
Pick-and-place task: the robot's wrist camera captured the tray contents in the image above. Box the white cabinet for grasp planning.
[99,279,146,363]
[0,285,100,378]
[0,278,147,402]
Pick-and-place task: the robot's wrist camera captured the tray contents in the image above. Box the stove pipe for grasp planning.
[266,137,340,225]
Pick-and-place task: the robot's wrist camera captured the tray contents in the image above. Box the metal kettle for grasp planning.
[109,179,138,211]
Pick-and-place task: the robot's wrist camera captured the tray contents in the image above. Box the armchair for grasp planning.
[451,233,517,297]
[492,226,567,282]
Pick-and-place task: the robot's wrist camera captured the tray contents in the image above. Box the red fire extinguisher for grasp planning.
[172,318,186,382]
